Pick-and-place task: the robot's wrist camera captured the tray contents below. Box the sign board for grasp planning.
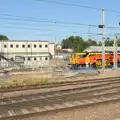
[15,56,25,63]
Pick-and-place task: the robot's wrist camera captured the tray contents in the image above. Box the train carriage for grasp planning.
[69,52,120,68]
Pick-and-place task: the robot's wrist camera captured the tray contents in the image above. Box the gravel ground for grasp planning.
[1,69,120,99]
[20,101,120,120]
[1,69,120,120]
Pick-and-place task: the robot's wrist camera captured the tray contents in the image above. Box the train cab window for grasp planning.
[78,55,84,58]
[78,54,87,58]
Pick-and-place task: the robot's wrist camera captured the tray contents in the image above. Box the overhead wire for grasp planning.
[0,17,98,27]
[0,17,119,30]
[36,0,120,14]
[36,0,101,10]
[0,25,56,31]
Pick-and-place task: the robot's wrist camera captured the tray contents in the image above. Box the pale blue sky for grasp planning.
[0,0,120,43]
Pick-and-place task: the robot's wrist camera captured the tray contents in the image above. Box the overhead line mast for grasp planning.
[101,8,105,71]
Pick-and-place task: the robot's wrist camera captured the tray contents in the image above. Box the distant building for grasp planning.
[56,44,62,50]
[55,49,73,60]
[55,44,73,60]
[84,46,120,52]
[0,40,55,68]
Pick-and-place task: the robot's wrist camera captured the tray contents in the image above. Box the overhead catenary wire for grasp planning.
[0,13,50,21]
[36,0,101,10]
[0,25,56,31]
[0,25,99,34]
[0,13,98,29]
[0,25,103,38]
[36,0,120,14]
[0,17,98,27]
[1,17,119,30]
[0,12,120,29]
[1,21,96,29]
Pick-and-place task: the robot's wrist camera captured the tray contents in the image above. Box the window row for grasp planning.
[27,57,48,61]
[3,44,48,48]
[0,57,48,61]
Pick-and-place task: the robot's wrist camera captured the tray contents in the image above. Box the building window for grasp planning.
[40,57,42,60]
[16,45,19,48]
[11,58,14,61]
[45,45,48,48]
[34,57,37,61]
[28,44,30,48]
[4,44,7,48]
[22,44,25,48]
[45,57,48,60]
[10,44,13,48]
[28,57,31,61]
[34,44,37,48]
[39,45,42,48]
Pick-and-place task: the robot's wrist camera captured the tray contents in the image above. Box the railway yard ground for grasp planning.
[0,68,120,120]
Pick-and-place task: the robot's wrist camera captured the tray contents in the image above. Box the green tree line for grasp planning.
[62,36,120,52]
[0,35,9,40]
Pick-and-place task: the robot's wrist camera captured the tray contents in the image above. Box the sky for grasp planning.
[0,0,120,43]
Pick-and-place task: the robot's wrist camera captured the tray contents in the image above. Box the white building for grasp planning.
[49,43,55,59]
[0,40,55,68]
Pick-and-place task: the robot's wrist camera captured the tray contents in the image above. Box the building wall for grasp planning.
[0,40,55,68]
[49,43,55,59]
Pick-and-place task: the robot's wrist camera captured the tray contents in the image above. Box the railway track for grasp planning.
[1,76,120,93]
[0,77,120,119]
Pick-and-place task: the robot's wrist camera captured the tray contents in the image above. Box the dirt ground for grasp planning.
[21,100,120,120]
[6,69,120,82]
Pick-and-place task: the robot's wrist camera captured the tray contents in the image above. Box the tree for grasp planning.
[0,35,9,40]
[62,36,88,52]
[98,41,102,46]
[86,39,97,46]
[117,39,120,46]
[105,37,114,46]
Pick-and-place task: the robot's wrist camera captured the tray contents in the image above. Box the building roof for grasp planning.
[84,46,120,52]
[0,40,48,42]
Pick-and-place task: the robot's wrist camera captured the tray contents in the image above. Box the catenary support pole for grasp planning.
[101,8,105,71]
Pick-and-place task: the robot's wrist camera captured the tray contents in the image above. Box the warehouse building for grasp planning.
[0,40,55,68]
